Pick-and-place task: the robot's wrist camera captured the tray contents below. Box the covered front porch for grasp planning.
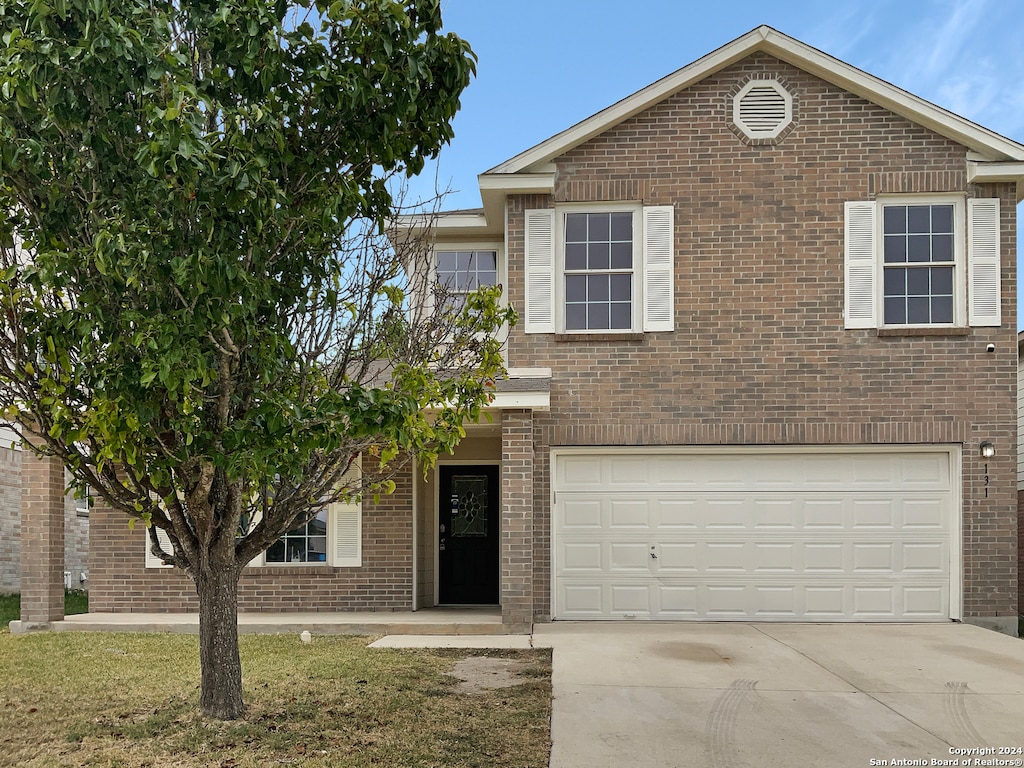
[14,371,549,634]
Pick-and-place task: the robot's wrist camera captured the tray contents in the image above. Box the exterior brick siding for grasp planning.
[504,53,1018,624]
[1,446,90,594]
[88,462,414,613]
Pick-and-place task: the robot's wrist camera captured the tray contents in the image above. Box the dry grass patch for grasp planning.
[0,632,551,768]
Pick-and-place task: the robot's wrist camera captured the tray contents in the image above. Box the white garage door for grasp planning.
[553,448,958,621]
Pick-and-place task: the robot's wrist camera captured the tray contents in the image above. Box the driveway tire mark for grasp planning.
[704,679,757,768]
[944,681,984,746]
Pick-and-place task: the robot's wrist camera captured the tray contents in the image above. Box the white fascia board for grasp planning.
[487,25,1024,175]
[477,173,557,193]
[480,173,556,232]
[967,161,1024,201]
[506,367,553,378]
[395,210,490,237]
[425,390,551,414]
[485,391,550,411]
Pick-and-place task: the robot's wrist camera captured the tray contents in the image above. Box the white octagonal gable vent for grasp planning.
[733,79,792,139]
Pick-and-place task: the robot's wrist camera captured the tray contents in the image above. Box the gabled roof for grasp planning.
[486,25,1024,175]
[429,25,1024,236]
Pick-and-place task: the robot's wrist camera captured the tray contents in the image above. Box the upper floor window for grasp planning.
[844,196,1000,330]
[882,203,955,325]
[436,250,498,310]
[524,205,674,334]
[564,212,634,331]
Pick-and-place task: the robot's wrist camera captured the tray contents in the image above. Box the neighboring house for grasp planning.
[47,26,1024,633]
[0,426,89,593]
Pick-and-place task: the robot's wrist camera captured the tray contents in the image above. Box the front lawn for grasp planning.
[0,632,551,767]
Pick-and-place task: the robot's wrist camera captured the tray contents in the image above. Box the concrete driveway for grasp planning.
[532,622,1024,768]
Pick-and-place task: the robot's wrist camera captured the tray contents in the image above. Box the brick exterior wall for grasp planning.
[88,461,414,613]
[19,452,65,622]
[501,410,534,629]
[503,53,1018,626]
[1,447,90,594]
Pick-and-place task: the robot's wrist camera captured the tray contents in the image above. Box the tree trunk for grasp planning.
[195,564,245,719]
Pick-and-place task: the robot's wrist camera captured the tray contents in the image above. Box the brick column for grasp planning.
[20,449,65,626]
[501,409,534,632]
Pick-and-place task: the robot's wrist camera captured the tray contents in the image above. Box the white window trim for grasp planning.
[843,194,1002,330]
[877,194,965,329]
[556,203,643,334]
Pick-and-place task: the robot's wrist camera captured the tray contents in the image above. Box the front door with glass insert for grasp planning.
[438,465,499,604]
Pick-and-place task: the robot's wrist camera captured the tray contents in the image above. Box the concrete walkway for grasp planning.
[11,606,505,636]
[532,622,1024,768]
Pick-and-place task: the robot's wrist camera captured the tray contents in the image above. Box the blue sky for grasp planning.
[405,0,1024,325]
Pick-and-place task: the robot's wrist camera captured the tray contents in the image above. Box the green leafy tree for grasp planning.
[0,0,513,719]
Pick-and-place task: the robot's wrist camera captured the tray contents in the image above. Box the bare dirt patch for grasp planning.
[447,656,533,694]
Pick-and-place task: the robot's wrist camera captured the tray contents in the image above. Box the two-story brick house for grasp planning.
[74,26,1024,633]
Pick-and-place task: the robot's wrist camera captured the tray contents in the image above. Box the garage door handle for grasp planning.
[649,545,658,560]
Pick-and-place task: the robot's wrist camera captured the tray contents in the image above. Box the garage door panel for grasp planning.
[802,499,846,528]
[753,586,799,616]
[556,578,951,620]
[752,500,801,529]
[655,586,699,617]
[902,543,946,572]
[609,542,650,571]
[561,542,604,571]
[560,583,605,615]
[901,499,947,528]
[701,542,747,571]
[655,499,699,528]
[752,543,798,572]
[852,587,897,616]
[903,586,948,616]
[608,499,651,528]
[562,498,603,528]
[850,499,898,528]
[610,585,651,613]
[804,542,846,572]
[655,542,698,571]
[553,449,955,622]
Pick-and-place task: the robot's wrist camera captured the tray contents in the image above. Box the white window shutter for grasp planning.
[643,205,674,332]
[524,209,556,333]
[968,198,1001,327]
[144,526,174,569]
[844,201,877,329]
[241,508,264,567]
[330,458,362,567]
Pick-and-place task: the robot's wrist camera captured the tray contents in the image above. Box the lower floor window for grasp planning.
[266,510,328,563]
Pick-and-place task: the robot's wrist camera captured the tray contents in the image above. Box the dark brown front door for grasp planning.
[438,465,499,604]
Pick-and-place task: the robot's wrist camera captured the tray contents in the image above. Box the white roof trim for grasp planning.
[968,161,1024,202]
[486,391,550,411]
[487,25,1024,176]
